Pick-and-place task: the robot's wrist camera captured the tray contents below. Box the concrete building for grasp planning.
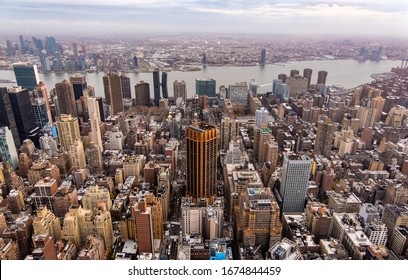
[228,82,248,104]
[135,81,151,106]
[32,206,62,240]
[219,117,238,150]
[82,184,112,211]
[69,138,86,169]
[61,205,113,249]
[279,153,311,213]
[55,80,77,117]
[237,188,282,252]
[86,143,103,175]
[173,80,187,101]
[314,118,335,157]
[327,191,362,213]
[56,114,81,151]
[331,213,372,259]
[39,134,58,157]
[255,107,269,129]
[33,177,58,213]
[286,75,308,97]
[180,197,224,240]
[103,72,124,114]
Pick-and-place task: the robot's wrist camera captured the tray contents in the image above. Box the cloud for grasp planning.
[0,0,407,36]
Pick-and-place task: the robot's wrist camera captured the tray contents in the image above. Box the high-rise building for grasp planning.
[219,117,238,150]
[103,72,124,114]
[173,80,187,101]
[181,197,224,239]
[371,95,385,122]
[161,72,168,99]
[8,189,25,214]
[55,114,80,151]
[228,82,248,104]
[69,75,87,100]
[0,87,20,148]
[249,79,258,94]
[196,79,216,97]
[87,97,101,124]
[55,80,78,117]
[7,87,40,145]
[272,79,290,101]
[13,63,40,91]
[32,234,57,260]
[69,138,86,169]
[82,185,112,210]
[290,69,300,77]
[33,177,58,212]
[120,74,131,99]
[314,117,335,157]
[132,199,154,255]
[86,143,103,175]
[317,71,328,85]
[0,127,18,169]
[33,206,62,241]
[303,68,313,88]
[286,75,308,98]
[280,153,311,213]
[34,82,53,123]
[47,36,57,54]
[62,205,113,249]
[39,134,58,157]
[153,69,160,106]
[186,123,218,200]
[260,48,266,65]
[32,98,49,129]
[237,188,282,251]
[135,81,150,106]
[255,107,269,128]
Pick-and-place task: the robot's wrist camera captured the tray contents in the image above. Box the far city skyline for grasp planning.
[0,0,408,36]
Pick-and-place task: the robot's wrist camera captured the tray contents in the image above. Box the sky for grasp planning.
[1,0,408,36]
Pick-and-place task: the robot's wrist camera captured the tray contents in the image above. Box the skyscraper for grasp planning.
[314,117,335,157]
[47,36,57,54]
[260,48,266,65]
[86,143,103,175]
[0,127,18,169]
[303,68,313,88]
[69,139,86,169]
[103,72,124,114]
[135,81,150,106]
[290,69,299,77]
[220,117,238,150]
[13,63,40,91]
[7,87,40,146]
[196,79,216,97]
[120,74,131,99]
[32,98,49,129]
[280,153,311,213]
[34,82,52,123]
[186,122,218,201]
[317,71,328,85]
[255,107,269,128]
[153,69,160,106]
[0,87,20,148]
[173,80,187,101]
[55,80,78,117]
[55,114,80,151]
[69,75,87,100]
[161,72,168,99]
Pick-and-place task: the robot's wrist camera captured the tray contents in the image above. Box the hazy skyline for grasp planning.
[1,0,408,36]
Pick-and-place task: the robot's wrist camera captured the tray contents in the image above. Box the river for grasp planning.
[0,59,400,98]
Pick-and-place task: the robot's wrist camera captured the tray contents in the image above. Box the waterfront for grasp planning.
[0,59,400,98]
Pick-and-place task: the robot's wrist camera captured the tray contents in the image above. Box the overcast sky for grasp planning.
[1,0,407,36]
